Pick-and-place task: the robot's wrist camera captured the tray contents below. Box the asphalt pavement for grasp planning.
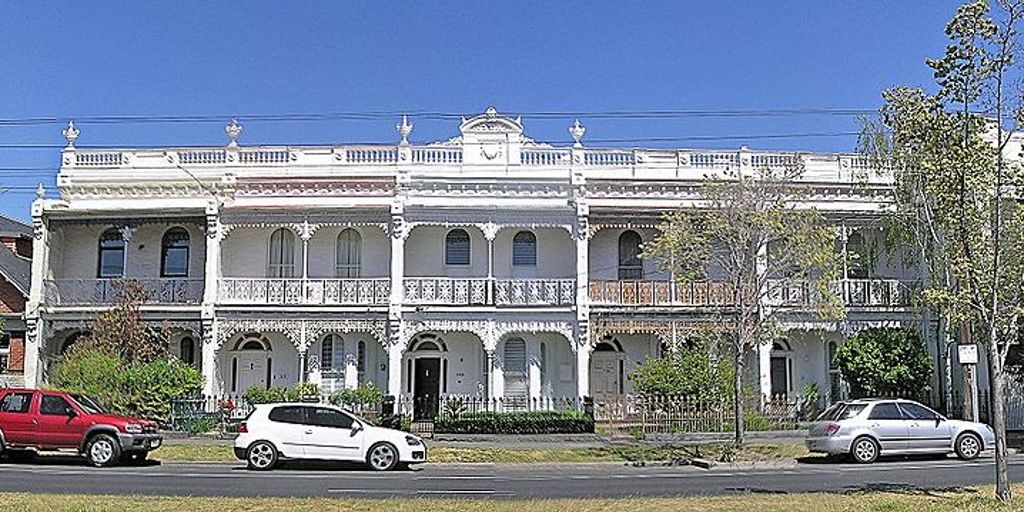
[0,454,1020,499]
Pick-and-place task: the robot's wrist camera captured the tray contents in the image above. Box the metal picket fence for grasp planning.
[593,395,800,437]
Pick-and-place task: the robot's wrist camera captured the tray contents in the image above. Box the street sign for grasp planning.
[958,344,979,365]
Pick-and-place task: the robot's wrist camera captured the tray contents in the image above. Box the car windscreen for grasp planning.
[70,394,107,414]
[816,403,866,421]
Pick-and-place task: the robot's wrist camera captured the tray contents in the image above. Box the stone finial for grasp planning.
[569,119,586,147]
[225,118,243,147]
[397,115,413,146]
[35,183,45,199]
[62,121,80,148]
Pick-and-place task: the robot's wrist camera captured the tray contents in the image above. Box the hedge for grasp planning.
[434,410,594,434]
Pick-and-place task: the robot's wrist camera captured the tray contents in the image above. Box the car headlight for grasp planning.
[405,435,422,446]
[123,423,143,434]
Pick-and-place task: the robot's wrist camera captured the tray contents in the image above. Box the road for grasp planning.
[0,455,1021,499]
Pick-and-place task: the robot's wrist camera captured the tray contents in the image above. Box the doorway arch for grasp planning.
[230,334,273,394]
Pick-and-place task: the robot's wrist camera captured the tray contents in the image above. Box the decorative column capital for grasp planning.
[481,222,500,241]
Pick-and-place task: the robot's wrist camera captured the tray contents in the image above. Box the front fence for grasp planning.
[593,395,801,437]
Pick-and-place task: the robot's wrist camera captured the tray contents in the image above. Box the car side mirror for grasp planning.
[350,422,364,436]
[66,409,77,418]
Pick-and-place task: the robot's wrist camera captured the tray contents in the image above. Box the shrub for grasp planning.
[243,386,301,405]
[629,337,733,401]
[328,383,383,409]
[52,346,202,422]
[833,327,933,398]
[434,410,594,434]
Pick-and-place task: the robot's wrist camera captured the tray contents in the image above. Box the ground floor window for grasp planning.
[0,333,8,373]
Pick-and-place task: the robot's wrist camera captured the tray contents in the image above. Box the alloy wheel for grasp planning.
[853,438,877,463]
[369,444,397,471]
[247,442,276,470]
[90,439,114,465]
[957,434,981,459]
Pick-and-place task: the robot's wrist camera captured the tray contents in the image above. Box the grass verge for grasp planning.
[0,487,1021,512]
[153,441,809,463]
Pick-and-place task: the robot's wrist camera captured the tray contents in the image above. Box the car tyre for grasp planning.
[85,433,121,467]
[366,442,399,472]
[6,449,36,464]
[955,432,982,460]
[851,436,879,464]
[246,441,278,471]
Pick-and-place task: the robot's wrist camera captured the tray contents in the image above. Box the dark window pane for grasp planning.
[161,229,190,278]
[268,406,305,424]
[0,392,32,413]
[40,395,74,416]
[307,407,354,429]
[868,402,902,420]
[899,402,938,420]
[618,231,643,280]
[180,338,195,365]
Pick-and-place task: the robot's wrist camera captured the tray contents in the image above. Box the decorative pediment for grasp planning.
[459,107,523,136]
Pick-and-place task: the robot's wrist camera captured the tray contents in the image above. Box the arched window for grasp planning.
[319,333,335,370]
[617,230,643,280]
[357,340,366,380]
[445,229,471,266]
[503,338,528,399]
[179,337,195,366]
[846,231,868,279]
[512,231,537,267]
[161,227,190,277]
[336,229,362,278]
[97,228,126,278]
[268,228,295,277]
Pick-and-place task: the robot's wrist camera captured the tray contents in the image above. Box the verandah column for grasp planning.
[387,193,408,397]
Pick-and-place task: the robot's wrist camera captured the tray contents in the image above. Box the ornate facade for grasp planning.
[25,108,927,408]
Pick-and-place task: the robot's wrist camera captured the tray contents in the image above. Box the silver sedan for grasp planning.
[805,399,997,464]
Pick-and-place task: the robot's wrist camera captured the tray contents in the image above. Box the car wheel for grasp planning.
[955,432,982,460]
[6,449,35,464]
[246,441,278,471]
[367,442,399,472]
[86,433,121,467]
[851,436,879,464]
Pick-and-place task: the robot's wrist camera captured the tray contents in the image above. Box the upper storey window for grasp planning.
[846,231,869,279]
[97,228,125,278]
[268,228,296,278]
[445,229,471,266]
[512,231,537,267]
[161,227,190,278]
[336,229,362,278]
[617,230,643,280]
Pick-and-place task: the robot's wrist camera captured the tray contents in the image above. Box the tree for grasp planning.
[833,328,933,398]
[51,280,203,421]
[643,161,844,445]
[860,1,1024,501]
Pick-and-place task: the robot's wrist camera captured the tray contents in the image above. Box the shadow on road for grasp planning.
[228,460,423,473]
[796,453,950,465]
[0,454,161,468]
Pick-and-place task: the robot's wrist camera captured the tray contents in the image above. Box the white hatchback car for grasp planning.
[233,403,426,471]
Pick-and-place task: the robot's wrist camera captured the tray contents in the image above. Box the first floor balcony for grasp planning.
[44,278,204,306]
[217,278,391,306]
[403,278,576,306]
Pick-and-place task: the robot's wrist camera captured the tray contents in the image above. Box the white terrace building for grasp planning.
[23,108,925,412]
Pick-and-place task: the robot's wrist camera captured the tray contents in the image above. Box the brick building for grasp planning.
[0,214,31,386]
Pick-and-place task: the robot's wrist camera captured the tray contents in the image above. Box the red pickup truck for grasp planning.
[0,388,162,467]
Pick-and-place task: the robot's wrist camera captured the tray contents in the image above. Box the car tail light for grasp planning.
[824,423,840,436]
[238,422,248,433]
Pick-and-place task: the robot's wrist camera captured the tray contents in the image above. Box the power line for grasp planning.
[0,107,879,127]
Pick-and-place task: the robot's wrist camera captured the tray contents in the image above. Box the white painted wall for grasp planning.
[492,228,575,279]
[404,226,488,277]
[51,222,206,279]
[588,228,667,281]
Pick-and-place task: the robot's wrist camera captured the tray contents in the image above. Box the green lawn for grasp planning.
[0,487,1020,512]
[153,441,810,464]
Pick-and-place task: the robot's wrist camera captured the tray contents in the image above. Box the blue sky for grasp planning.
[0,1,963,221]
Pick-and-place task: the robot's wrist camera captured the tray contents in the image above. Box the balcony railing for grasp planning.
[403,278,490,305]
[45,278,204,306]
[494,279,575,306]
[217,278,390,305]
[589,280,734,307]
[590,279,915,308]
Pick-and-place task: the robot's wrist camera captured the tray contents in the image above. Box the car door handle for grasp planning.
[304,430,313,435]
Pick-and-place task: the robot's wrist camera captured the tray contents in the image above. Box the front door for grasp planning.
[590,353,621,402]
[36,394,89,449]
[413,358,441,420]
[303,406,364,461]
[236,355,269,393]
[770,357,789,399]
